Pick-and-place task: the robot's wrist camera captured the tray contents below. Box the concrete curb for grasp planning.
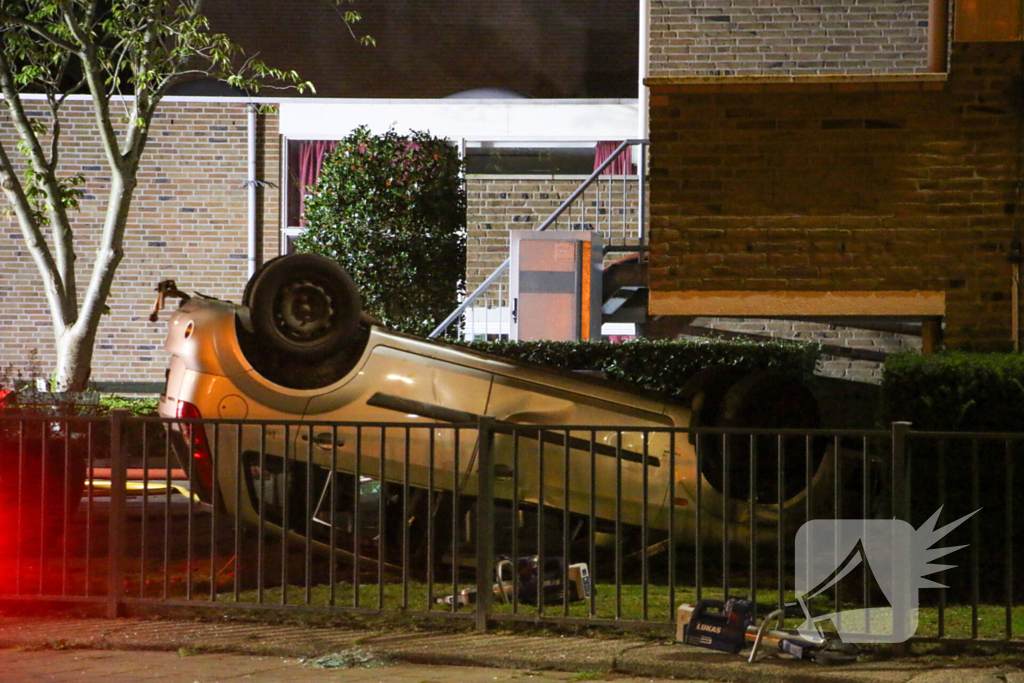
[0,616,1018,683]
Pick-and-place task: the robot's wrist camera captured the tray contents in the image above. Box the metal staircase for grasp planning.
[429,139,649,341]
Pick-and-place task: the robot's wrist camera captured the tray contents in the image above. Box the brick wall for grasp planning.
[0,100,280,384]
[647,43,1024,352]
[650,0,929,77]
[466,175,644,293]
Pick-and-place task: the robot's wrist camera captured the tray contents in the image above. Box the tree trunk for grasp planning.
[53,325,97,392]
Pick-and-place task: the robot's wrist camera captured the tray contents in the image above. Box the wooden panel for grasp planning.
[649,290,947,317]
[955,0,1023,42]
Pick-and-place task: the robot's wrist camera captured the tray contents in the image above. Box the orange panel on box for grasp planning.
[955,0,1022,42]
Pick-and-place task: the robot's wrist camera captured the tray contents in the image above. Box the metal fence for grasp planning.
[0,412,1020,641]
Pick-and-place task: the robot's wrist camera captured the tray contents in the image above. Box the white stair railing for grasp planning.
[430,139,648,340]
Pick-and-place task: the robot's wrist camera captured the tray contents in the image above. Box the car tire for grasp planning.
[246,254,362,361]
[711,370,824,504]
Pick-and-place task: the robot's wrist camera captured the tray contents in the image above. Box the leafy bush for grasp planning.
[882,352,1024,431]
[461,338,820,400]
[98,395,160,417]
[298,126,466,336]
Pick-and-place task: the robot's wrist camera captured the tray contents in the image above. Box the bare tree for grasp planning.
[0,0,368,390]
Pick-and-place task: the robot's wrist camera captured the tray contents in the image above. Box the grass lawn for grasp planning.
[223,580,1024,641]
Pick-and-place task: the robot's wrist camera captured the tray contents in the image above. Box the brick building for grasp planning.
[5,0,1020,389]
[644,0,1024,367]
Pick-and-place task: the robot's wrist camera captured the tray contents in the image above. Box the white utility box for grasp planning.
[509,231,603,341]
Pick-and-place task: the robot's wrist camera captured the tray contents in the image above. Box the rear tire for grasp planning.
[246,254,362,361]
[698,371,824,504]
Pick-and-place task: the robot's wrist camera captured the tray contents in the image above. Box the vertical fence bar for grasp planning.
[778,434,784,612]
[891,422,911,647]
[476,417,496,631]
[186,419,196,602]
[970,438,978,643]
[537,429,546,617]
[378,427,386,610]
[38,420,47,592]
[891,423,910,522]
[512,430,521,615]
[211,423,220,603]
[85,423,94,598]
[563,429,571,618]
[937,438,946,638]
[971,437,980,640]
[833,435,840,621]
[106,410,127,618]
[668,430,676,623]
[427,428,435,610]
[749,434,756,622]
[722,433,729,599]
[354,426,362,608]
[163,425,172,600]
[281,424,290,606]
[615,431,622,618]
[695,432,703,602]
[62,422,70,596]
[403,427,411,611]
[235,424,243,603]
[863,436,871,632]
[305,425,313,606]
[1005,439,1014,640]
[138,423,147,599]
[589,430,597,619]
[257,424,266,604]
[16,422,24,595]
[452,429,460,614]
[643,430,650,622]
[329,426,338,609]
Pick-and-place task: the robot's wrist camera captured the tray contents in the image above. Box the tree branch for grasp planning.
[59,0,126,176]
[0,139,71,335]
[0,46,82,320]
[0,11,80,53]
[44,91,78,309]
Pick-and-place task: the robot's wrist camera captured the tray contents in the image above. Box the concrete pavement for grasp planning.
[0,615,1020,683]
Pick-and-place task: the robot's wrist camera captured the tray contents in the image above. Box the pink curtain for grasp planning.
[297,140,337,226]
[593,141,635,176]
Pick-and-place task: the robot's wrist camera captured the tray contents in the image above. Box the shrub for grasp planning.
[461,338,820,400]
[298,126,466,336]
[882,352,1024,432]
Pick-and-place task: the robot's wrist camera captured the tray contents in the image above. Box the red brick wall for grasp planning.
[650,0,929,77]
[0,99,280,384]
[647,43,1024,351]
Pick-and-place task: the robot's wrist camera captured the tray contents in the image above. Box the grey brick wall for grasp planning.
[466,175,644,294]
[649,0,930,77]
[0,100,281,384]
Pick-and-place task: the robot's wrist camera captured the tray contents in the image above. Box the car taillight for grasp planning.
[175,400,215,495]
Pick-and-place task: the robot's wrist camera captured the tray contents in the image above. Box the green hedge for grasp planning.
[882,352,1024,431]
[460,338,820,401]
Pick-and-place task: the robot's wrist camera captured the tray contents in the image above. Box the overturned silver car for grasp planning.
[156,254,839,565]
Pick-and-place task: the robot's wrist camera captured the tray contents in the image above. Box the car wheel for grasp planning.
[246,254,361,360]
[706,370,824,504]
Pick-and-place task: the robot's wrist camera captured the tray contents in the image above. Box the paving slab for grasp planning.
[0,616,1021,683]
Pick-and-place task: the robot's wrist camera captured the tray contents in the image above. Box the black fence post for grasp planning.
[476,417,496,632]
[891,422,911,522]
[890,421,912,653]
[106,409,128,618]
